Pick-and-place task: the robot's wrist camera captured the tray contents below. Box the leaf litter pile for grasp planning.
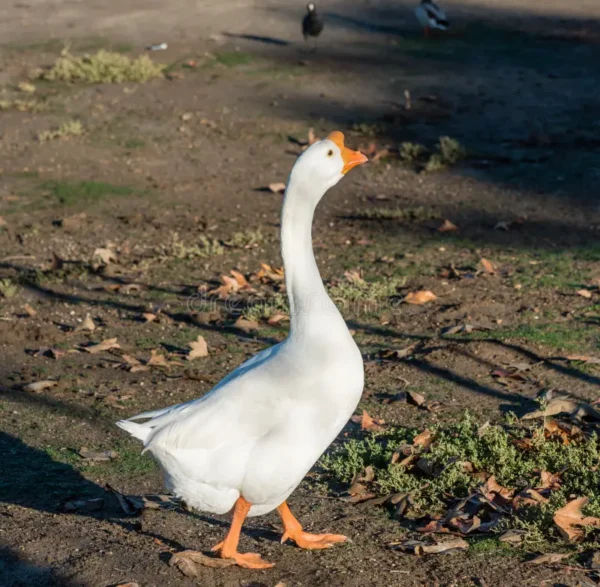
[321,400,600,560]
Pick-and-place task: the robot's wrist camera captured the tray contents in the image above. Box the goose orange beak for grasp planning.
[327,131,368,174]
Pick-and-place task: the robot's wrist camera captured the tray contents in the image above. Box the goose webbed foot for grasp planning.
[277,501,348,550]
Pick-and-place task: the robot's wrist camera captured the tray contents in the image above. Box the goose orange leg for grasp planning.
[277,501,348,549]
[211,497,274,569]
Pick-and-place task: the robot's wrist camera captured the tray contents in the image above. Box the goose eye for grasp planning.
[327,149,333,157]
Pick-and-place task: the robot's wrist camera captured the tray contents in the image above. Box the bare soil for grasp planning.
[2,1,600,586]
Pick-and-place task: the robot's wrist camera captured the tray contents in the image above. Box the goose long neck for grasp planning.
[281,177,336,336]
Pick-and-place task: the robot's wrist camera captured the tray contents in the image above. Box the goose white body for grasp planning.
[117,135,365,518]
[415,0,449,30]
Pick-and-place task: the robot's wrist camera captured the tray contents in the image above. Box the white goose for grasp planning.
[117,131,368,569]
[415,0,450,37]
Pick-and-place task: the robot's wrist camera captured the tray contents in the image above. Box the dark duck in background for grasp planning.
[302,3,324,47]
[415,0,449,38]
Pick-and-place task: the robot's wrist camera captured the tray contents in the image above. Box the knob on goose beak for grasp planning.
[327,131,368,174]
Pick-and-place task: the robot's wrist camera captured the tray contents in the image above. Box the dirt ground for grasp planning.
[2,0,600,586]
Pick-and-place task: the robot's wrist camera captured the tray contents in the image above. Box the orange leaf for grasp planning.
[267,312,289,326]
[344,270,365,285]
[577,289,592,299]
[404,290,437,305]
[481,475,514,507]
[187,335,208,360]
[413,429,433,449]
[553,497,600,542]
[352,409,384,431]
[233,316,259,333]
[479,258,496,275]
[437,219,459,233]
[229,269,248,287]
[511,489,548,509]
[268,182,286,194]
[147,349,169,367]
[538,471,562,491]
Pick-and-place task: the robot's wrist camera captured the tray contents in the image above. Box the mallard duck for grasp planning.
[117,131,368,569]
[302,3,324,42]
[415,0,449,37]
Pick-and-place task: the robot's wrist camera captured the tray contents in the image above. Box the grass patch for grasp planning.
[350,122,384,138]
[400,142,427,162]
[496,322,598,353]
[38,120,84,142]
[39,48,165,83]
[328,275,406,303]
[0,278,19,298]
[224,229,265,248]
[41,180,135,205]
[160,232,224,260]
[0,98,47,112]
[243,293,289,322]
[122,138,146,149]
[214,51,253,68]
[353,206,440,222]
[425,136,467,172]
[321,412,600,548]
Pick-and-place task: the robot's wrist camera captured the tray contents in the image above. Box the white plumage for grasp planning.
[117,131,368,568]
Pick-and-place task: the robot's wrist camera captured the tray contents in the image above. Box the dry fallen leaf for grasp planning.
[407,390,426,408]
[344,270,365,285]
[351,409,384,431]
[107,484,175,515]
[448,515,481,535]
[268,182,286,194]
[93,247,117,264]
[267,312,289,326]
[79,447,118,462]
[481,476,514,507]
[169,550,236,575]
[539,470,562,491]
[404,290,437,305]
[553,497,600,542]
[379,344,417,360]
[522,397,600,423]
[411,537,469,555]
[74,314,96,333]
[525,552,570,565]
[565,354,600,365]
[498,529,526,544]
[544,419,583,444]
[81,338,120,354]
[63,497,104,513]
[511,488,548,509]
[443,324,475,335]
[233,316,259,333]
[479,258,496,275]
[255,262,285,283]
[142,312,157,323]
[23,304,37,317]
[413,429,433,449]
[209,271,254,298]
[23,379,58,393]
[187,335,209,360]
[147,349,170,367]
[577,289,593,299]
[437,219,459,233]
